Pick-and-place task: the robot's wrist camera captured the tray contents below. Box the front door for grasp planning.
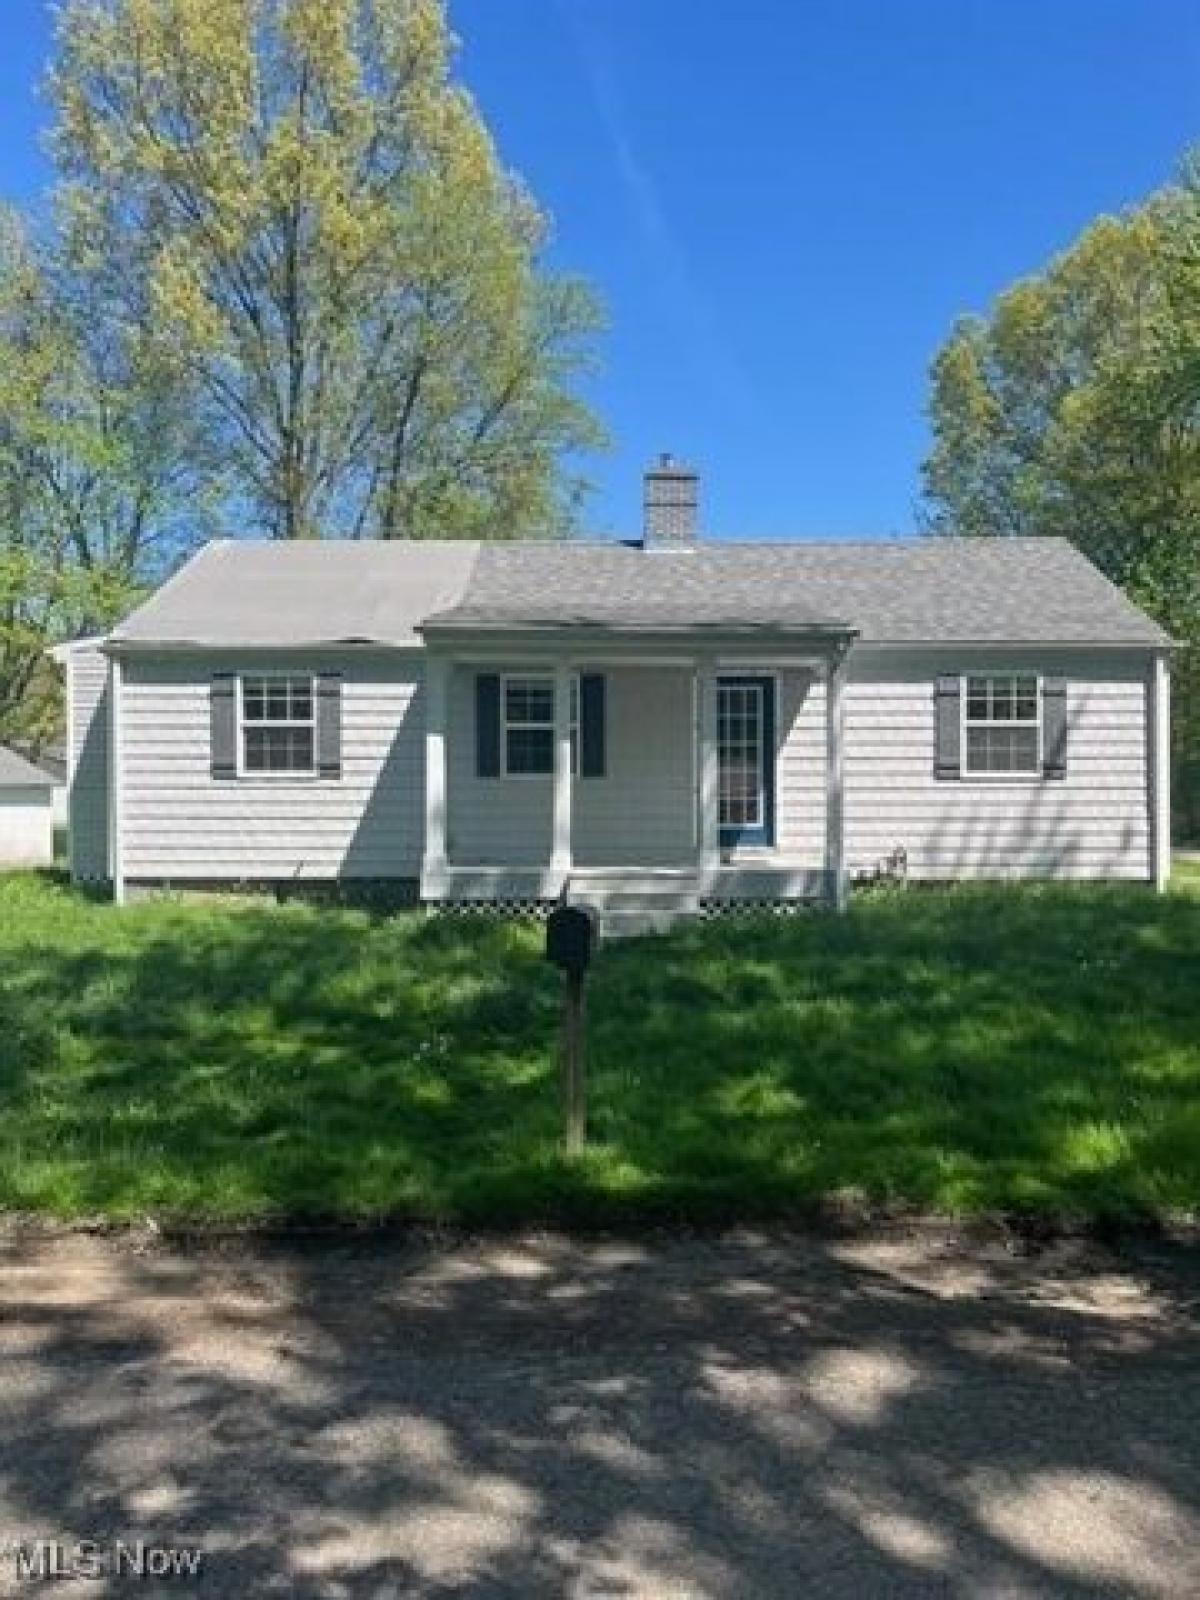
[717,675,776,848]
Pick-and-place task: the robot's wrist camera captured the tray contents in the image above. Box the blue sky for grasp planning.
[1,1,1197,540]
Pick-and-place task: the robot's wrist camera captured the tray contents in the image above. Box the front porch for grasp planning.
[418,632,854,919]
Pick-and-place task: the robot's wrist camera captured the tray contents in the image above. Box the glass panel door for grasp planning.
[717,676,775,846]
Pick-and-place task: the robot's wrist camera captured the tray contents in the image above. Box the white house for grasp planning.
[0,744,55,868]
[57,460,1173,925]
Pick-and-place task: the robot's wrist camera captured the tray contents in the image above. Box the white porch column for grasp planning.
[108,652,125,905]
[421,652,449,897]
[1152,652,1172,893]
[824,651,847,912]
[551,659,573,882]
[697,661,720,873]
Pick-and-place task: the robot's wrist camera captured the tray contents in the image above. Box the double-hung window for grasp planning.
[502,675,579,776]
[963,673,1040,775]
[240,673,316,774]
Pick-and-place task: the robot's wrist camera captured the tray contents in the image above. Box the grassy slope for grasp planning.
[0,870,1197,1224]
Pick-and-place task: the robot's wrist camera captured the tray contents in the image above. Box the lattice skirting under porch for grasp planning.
[698,898,818,917]
[430,898,555,920]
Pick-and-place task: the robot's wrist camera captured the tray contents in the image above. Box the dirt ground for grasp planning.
[0,1223,1197,1596]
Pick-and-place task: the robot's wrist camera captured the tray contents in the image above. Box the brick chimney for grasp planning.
[643,453,698,548]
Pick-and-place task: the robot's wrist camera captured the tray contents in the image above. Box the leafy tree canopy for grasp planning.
[50,0,604,541]
[924,171,1200,834]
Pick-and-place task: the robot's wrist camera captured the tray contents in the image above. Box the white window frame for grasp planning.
[237,672,317,779]
[500,672,579,779]
[960,671,1043,780]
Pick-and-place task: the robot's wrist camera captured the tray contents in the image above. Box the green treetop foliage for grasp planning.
[50,0,605,541]
[0,207,202,743]
[924,174,1200,835]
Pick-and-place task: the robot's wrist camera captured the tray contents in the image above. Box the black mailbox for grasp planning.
[545,903,596,975]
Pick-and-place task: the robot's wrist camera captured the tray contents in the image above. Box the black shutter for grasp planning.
[476,673,501,777]
[210,673,237,780]
[934,675,962,779]
[317,673,342,778]
[579,673,606,778]
[1042,677,1068,779]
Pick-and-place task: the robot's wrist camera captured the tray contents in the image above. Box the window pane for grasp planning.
[244,726,314,773]
[966,725,1039,773]
[505,679,554,726]
[242,675,312,724]
[266,683,290,720]
[718,682,763,828]
[1012,726,1039,770]
[989,679,1014,720]
[506,727,554,774]
[966,726,991,771]
[242,678,267,722]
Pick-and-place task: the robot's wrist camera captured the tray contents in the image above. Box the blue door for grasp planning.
[718,675,776,848]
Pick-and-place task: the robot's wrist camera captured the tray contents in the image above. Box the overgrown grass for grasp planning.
[0,868,1197,1225]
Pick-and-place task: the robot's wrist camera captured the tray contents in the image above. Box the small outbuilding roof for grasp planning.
[0,744,55,790]
[103,533,1170,650]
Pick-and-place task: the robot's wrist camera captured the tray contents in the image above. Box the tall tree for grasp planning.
[924,185,1200,836]
[0,208,202,743]
[51,0,603,541]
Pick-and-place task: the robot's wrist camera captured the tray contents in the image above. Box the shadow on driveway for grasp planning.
[0,1227,1197,1596]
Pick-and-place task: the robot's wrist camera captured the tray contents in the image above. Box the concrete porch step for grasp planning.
[597,907,692,940]
[572,889,702,915]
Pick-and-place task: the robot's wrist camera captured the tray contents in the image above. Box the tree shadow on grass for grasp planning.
[586,884,1200,1222]
[0,878,1197,1222]
[0,895,562,1219]
[0,1229,1197,1595]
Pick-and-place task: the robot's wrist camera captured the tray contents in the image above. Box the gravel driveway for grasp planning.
[0,1226,1197,1597]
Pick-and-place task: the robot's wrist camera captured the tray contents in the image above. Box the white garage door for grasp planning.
[0,788,53,867]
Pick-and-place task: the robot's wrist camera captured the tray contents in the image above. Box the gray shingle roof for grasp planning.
[107,534,1169,649]
[426,537,1169,645]
[0,744,55,789]
[112,539,481,648]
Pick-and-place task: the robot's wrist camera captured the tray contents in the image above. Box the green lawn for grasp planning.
[0,868,1197,1226]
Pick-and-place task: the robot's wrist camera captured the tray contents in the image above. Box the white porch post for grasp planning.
[1152,652,1172,893]
[697,661,720,874]
[551,659,573,883]
[108,652,125,905]
[421,652,449,898]
[824,650,847,912]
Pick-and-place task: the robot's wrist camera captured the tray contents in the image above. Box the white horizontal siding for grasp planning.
[120,651,423,880]
[446,665,696,867]
[574,667,694,866]
[770,669,826,862]
[69,646,110,882]
[843,648,1152,881]
[111,641,1155,890]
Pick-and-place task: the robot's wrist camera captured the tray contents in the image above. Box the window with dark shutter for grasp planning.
[210,674,237,780]
[934,676,961,779]
[316,673,342,778]
[476,673,501,777]
[579,673,606,779]
[1042,678,1068,779]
